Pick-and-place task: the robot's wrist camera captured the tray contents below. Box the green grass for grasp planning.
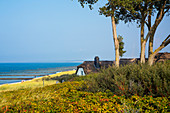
[0,80,57,92]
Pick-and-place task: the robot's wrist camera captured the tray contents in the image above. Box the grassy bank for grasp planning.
[0,81,169,112]
[0,70,76,92]
[0,61,169,112]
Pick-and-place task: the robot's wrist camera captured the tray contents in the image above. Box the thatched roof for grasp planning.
[76,59,137,75]
[76,61,114,75]
[76,52,170,75]
[154,52,170,62]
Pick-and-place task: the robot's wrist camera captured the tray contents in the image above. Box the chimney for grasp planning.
[94,56,100,68]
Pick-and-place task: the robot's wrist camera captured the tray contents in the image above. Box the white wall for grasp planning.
[76,68,85,76]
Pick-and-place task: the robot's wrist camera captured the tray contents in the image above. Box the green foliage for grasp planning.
[118,35,126,57]
[77,0,170,28]
[78,60,170,97]
[78,0,98,10]
[77,0,138,23]
[0,81,169,112]
[43,74,78,83]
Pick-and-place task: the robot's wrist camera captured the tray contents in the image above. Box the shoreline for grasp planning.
[0,65,77,86]
[0,70,76,87]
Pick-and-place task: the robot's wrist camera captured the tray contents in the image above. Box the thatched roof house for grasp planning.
[76,56,137,75]
[76,52,170,76]
[76,61,114,75]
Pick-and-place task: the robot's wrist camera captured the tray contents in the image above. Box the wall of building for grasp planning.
[76,68,85,76]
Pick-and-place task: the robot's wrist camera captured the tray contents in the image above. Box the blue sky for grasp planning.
[0,0,169,63]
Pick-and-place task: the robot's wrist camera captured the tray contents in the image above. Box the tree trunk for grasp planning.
[148,35,154,57]
[148,52,156,66]
[148,46,163,66]
[111,16,119,67]
[140,41,146,63]
[140,12,145,63]
[148,17,161,58]
[148,17,163,60]
[148,30,157,58]
[148,10,153,57]
[148,35,170,66]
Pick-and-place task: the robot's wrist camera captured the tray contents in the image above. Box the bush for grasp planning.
[77,60,170,97]
[43,74,78,83]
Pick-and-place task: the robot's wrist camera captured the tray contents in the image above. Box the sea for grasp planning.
[0,63,81,85]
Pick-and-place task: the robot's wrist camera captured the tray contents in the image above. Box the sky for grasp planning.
[0,0,169,63]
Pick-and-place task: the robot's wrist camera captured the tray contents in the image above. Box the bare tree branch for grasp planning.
[145,21,150,30]
[161,34,170,46]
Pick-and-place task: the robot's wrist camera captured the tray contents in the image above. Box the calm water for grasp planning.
[0,63,80,85]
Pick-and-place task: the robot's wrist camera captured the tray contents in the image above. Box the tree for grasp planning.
[118,35,126,57]
[121,0,156,63]
[147,0,170,57]
[118,0,170,65]
[148,35,170,65]
[146,0,170,65]
[76,0,134,67]
[77,0,119,67]
[138,0,169,65]
[76,0,170,66]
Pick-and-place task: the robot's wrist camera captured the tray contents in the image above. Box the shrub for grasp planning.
[43,74,78,83]
[78,60,170,97]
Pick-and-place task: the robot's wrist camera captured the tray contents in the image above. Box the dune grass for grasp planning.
[0,70,76,92]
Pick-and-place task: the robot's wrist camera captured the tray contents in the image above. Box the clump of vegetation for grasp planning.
[42,74,78,83]
[76,60,170,97]
[118,35,126,57]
